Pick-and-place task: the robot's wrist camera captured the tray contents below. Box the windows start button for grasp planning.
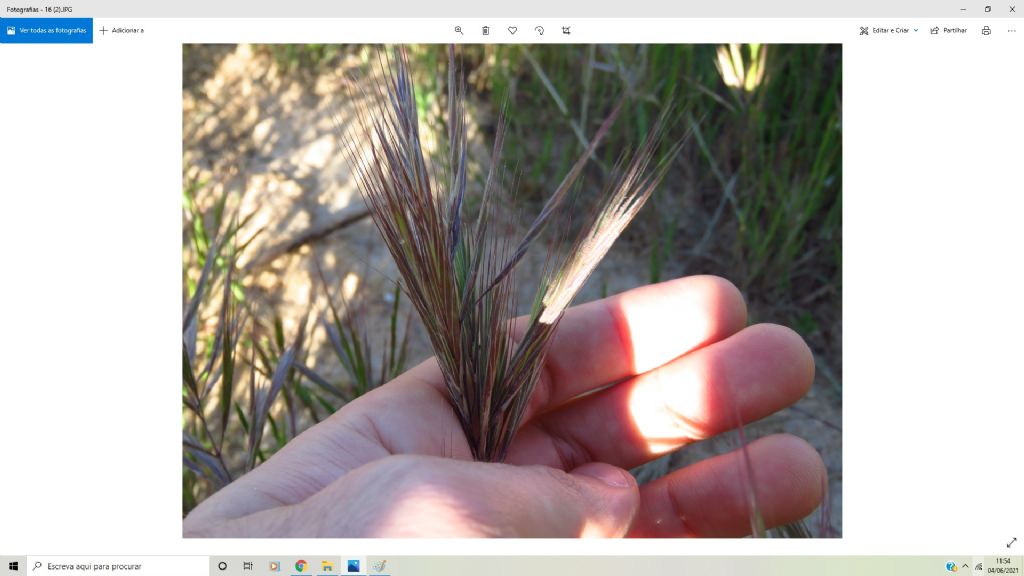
[0,17,93,43]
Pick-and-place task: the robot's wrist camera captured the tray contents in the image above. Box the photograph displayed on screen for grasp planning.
[181,43,842,538]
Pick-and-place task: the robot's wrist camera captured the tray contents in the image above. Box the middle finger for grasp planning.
[506,323,814,471]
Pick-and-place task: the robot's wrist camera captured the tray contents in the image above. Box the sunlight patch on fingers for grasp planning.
[618,288,716,374]
[627,364,711,455]
[578,517,623,538]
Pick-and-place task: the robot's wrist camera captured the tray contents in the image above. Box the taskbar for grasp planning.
[1,555,1022,576]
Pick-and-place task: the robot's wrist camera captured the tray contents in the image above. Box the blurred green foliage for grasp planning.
[405,44,841,327]
[182,180,410,515]
[264,44,346,77]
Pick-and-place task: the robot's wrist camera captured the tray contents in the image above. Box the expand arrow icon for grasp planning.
[1009,537,1017,548]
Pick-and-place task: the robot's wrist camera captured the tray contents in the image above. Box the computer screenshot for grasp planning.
[0,0,1020,573]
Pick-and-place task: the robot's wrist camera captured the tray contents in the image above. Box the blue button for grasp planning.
[1,18,93,44]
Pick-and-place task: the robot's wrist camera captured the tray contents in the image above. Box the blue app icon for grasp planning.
[347,560,360,573]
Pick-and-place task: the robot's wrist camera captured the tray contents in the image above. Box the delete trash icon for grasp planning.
[6,26,15,35]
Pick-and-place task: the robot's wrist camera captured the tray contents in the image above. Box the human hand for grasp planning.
[183,275,825,537]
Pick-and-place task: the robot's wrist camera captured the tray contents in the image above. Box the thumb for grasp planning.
[183,455,640,538]
[557,462,642,537]
[310,455,641,537]
[447,459,641,537]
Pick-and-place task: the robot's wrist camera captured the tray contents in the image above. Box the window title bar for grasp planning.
[0,0,1020,18]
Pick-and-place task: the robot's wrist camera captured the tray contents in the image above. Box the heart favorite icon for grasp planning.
[508,26,518,34]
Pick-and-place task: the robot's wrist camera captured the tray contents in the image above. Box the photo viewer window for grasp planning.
[0,0,1020,573]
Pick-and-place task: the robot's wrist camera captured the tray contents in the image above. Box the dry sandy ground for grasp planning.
[183,44,842,536]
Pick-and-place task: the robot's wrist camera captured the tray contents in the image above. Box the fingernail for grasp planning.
[573,463,636,489]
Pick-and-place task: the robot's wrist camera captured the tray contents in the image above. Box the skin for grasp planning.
[184,275,826,537]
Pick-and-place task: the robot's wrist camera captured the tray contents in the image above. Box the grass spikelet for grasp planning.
[346,45,680,462]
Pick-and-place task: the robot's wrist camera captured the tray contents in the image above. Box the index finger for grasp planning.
[518,275,747,418]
